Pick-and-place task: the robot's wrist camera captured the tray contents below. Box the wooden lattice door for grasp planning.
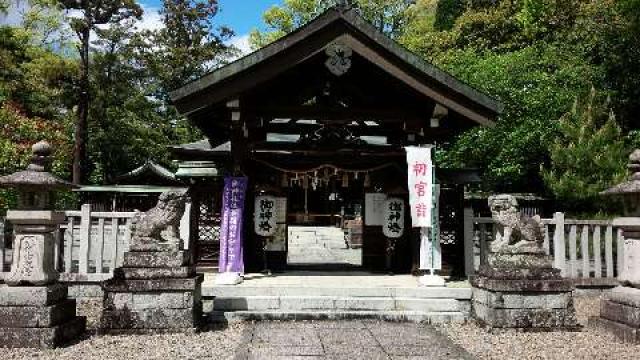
[193,189,222,267]
[438,185,465,277]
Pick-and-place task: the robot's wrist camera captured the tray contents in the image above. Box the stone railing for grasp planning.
[0,204,191,283]
[464,210,624,286]
[58,205,137,282]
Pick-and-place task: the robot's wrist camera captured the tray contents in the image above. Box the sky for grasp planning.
[0,0,282,56]
[139,0,281,55]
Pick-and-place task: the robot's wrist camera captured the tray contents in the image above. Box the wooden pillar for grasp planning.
[463,207,474,277]
[227,99,246,173]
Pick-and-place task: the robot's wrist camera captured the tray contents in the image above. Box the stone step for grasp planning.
[208,310,467,324]
[213,296,468,312]
[204,286,471,299]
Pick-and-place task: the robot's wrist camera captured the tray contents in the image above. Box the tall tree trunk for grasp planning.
[73,25,90,185]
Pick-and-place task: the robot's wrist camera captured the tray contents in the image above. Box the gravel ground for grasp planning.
[3,323,246,360]
[439,296,640,360]
[3,295,639,359]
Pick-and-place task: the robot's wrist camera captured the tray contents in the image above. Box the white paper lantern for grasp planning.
[254,195,277,237]
[383,197,405,238]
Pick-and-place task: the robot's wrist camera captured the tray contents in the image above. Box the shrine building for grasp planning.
[168,5,502,275]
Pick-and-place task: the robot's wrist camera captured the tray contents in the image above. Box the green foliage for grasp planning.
[435,45,603,191]
[0,26,75,213]
[249,0,416,49]
[433,0,466,30]
[140,0,235,94]
[542,89,628,211]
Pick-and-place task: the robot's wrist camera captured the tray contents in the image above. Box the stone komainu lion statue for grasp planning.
[488,194,545,253]
[130,190,187,250]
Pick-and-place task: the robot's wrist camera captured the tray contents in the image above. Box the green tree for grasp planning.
[0,26,75,213]
[88,21,200,183]
[249,0,416,49]
[542,89,628,211]
[85,1,236,183]
[140,0,235,95]
[57,0,143,185]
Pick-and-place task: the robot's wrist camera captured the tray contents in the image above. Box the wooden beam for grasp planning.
[258,105,424,122]
[263,123,408,137]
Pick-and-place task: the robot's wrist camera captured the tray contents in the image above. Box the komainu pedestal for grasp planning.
[100,191,203,334]
[471,195,579,330]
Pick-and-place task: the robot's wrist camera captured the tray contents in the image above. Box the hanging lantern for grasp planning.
[354,172,359,180]
[342,173,349,187]
[364,173,371,188]
[334,168,339,176]
[281,173,288,188]
[302,175,309,189]
[254,195,277,237]
[383,197,405,238]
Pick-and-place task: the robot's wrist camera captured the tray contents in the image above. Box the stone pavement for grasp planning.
[234,320,474,360]
[287,227,361,267]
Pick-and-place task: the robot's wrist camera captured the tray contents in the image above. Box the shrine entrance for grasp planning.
[169,6,502,275]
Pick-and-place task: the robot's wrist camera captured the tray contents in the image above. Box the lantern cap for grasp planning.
[0,141,76,191]
[602,149,640,196]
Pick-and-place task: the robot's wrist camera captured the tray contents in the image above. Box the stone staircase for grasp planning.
[204,285,471,323]
[287,226,361,267]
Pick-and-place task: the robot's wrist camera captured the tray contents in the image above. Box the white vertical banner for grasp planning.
[419,185,441,270]
[406,146,434,227]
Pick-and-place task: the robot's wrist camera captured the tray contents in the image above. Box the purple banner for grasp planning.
[218,176,248,274]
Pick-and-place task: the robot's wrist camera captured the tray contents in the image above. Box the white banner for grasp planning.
[254,195,277,237]
[419,185,441,270]
[406,146,434,227]
[383,198,404,238]
[365,193,387,226]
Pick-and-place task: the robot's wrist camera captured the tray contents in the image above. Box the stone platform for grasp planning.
[100,250,203,334]
[0,284,86,348]
[471,253,580,330]
[594,286,640,343]
[204,272,471,323]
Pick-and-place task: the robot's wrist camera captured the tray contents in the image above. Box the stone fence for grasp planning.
[464,210,624,286]
[0,204,191,284]
[0,207,626,287]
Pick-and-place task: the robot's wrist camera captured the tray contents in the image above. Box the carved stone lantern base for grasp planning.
[4,210,63,286]
[471,251,580,330]
[0,284,86,348]
[100,249,203,334]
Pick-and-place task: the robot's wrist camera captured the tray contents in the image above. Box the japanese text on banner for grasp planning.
[406,146,434,227]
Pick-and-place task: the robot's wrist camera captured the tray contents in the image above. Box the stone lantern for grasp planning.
[598,149,640,343]
[0,141,85,348]
[0,141,74,285]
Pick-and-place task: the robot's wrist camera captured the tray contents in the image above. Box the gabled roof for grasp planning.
[169,6,502,126]
[114,160,180,185]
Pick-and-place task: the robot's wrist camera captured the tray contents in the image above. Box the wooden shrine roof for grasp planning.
[169,6,502,126]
